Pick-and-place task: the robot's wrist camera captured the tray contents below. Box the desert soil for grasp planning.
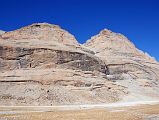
[0,104,159,120]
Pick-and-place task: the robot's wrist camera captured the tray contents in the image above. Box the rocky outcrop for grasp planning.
[0,23,158,105]
[84,29,159,102]
[0,46,108,74]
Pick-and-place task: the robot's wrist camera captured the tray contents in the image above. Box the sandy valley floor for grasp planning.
[0,103,159,120]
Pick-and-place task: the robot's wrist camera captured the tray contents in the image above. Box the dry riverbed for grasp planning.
[0,103,159,120]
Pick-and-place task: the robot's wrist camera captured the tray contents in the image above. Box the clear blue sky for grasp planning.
[0,0,159,61]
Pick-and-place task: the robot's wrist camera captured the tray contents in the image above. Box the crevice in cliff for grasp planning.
[0,80,42,84]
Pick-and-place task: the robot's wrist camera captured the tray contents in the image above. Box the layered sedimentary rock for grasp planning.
[84,29,159,101]
[0,23,158,105]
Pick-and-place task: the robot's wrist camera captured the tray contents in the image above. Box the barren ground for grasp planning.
[0,102,159,120]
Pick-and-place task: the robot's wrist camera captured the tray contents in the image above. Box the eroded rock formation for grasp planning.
[0,23,158,105]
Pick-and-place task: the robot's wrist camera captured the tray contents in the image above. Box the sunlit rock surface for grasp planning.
[0,23,158,105]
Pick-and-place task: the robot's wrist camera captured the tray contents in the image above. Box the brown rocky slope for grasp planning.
[0,23,158,105]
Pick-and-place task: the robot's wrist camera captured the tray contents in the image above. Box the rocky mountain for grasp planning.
[0,23,158,105]
[84,29,159,102]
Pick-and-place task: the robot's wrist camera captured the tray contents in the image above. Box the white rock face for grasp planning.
[0,23,159,105]
[0,30,5,35]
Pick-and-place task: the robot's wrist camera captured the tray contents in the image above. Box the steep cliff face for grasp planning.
[0,23,158,105]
